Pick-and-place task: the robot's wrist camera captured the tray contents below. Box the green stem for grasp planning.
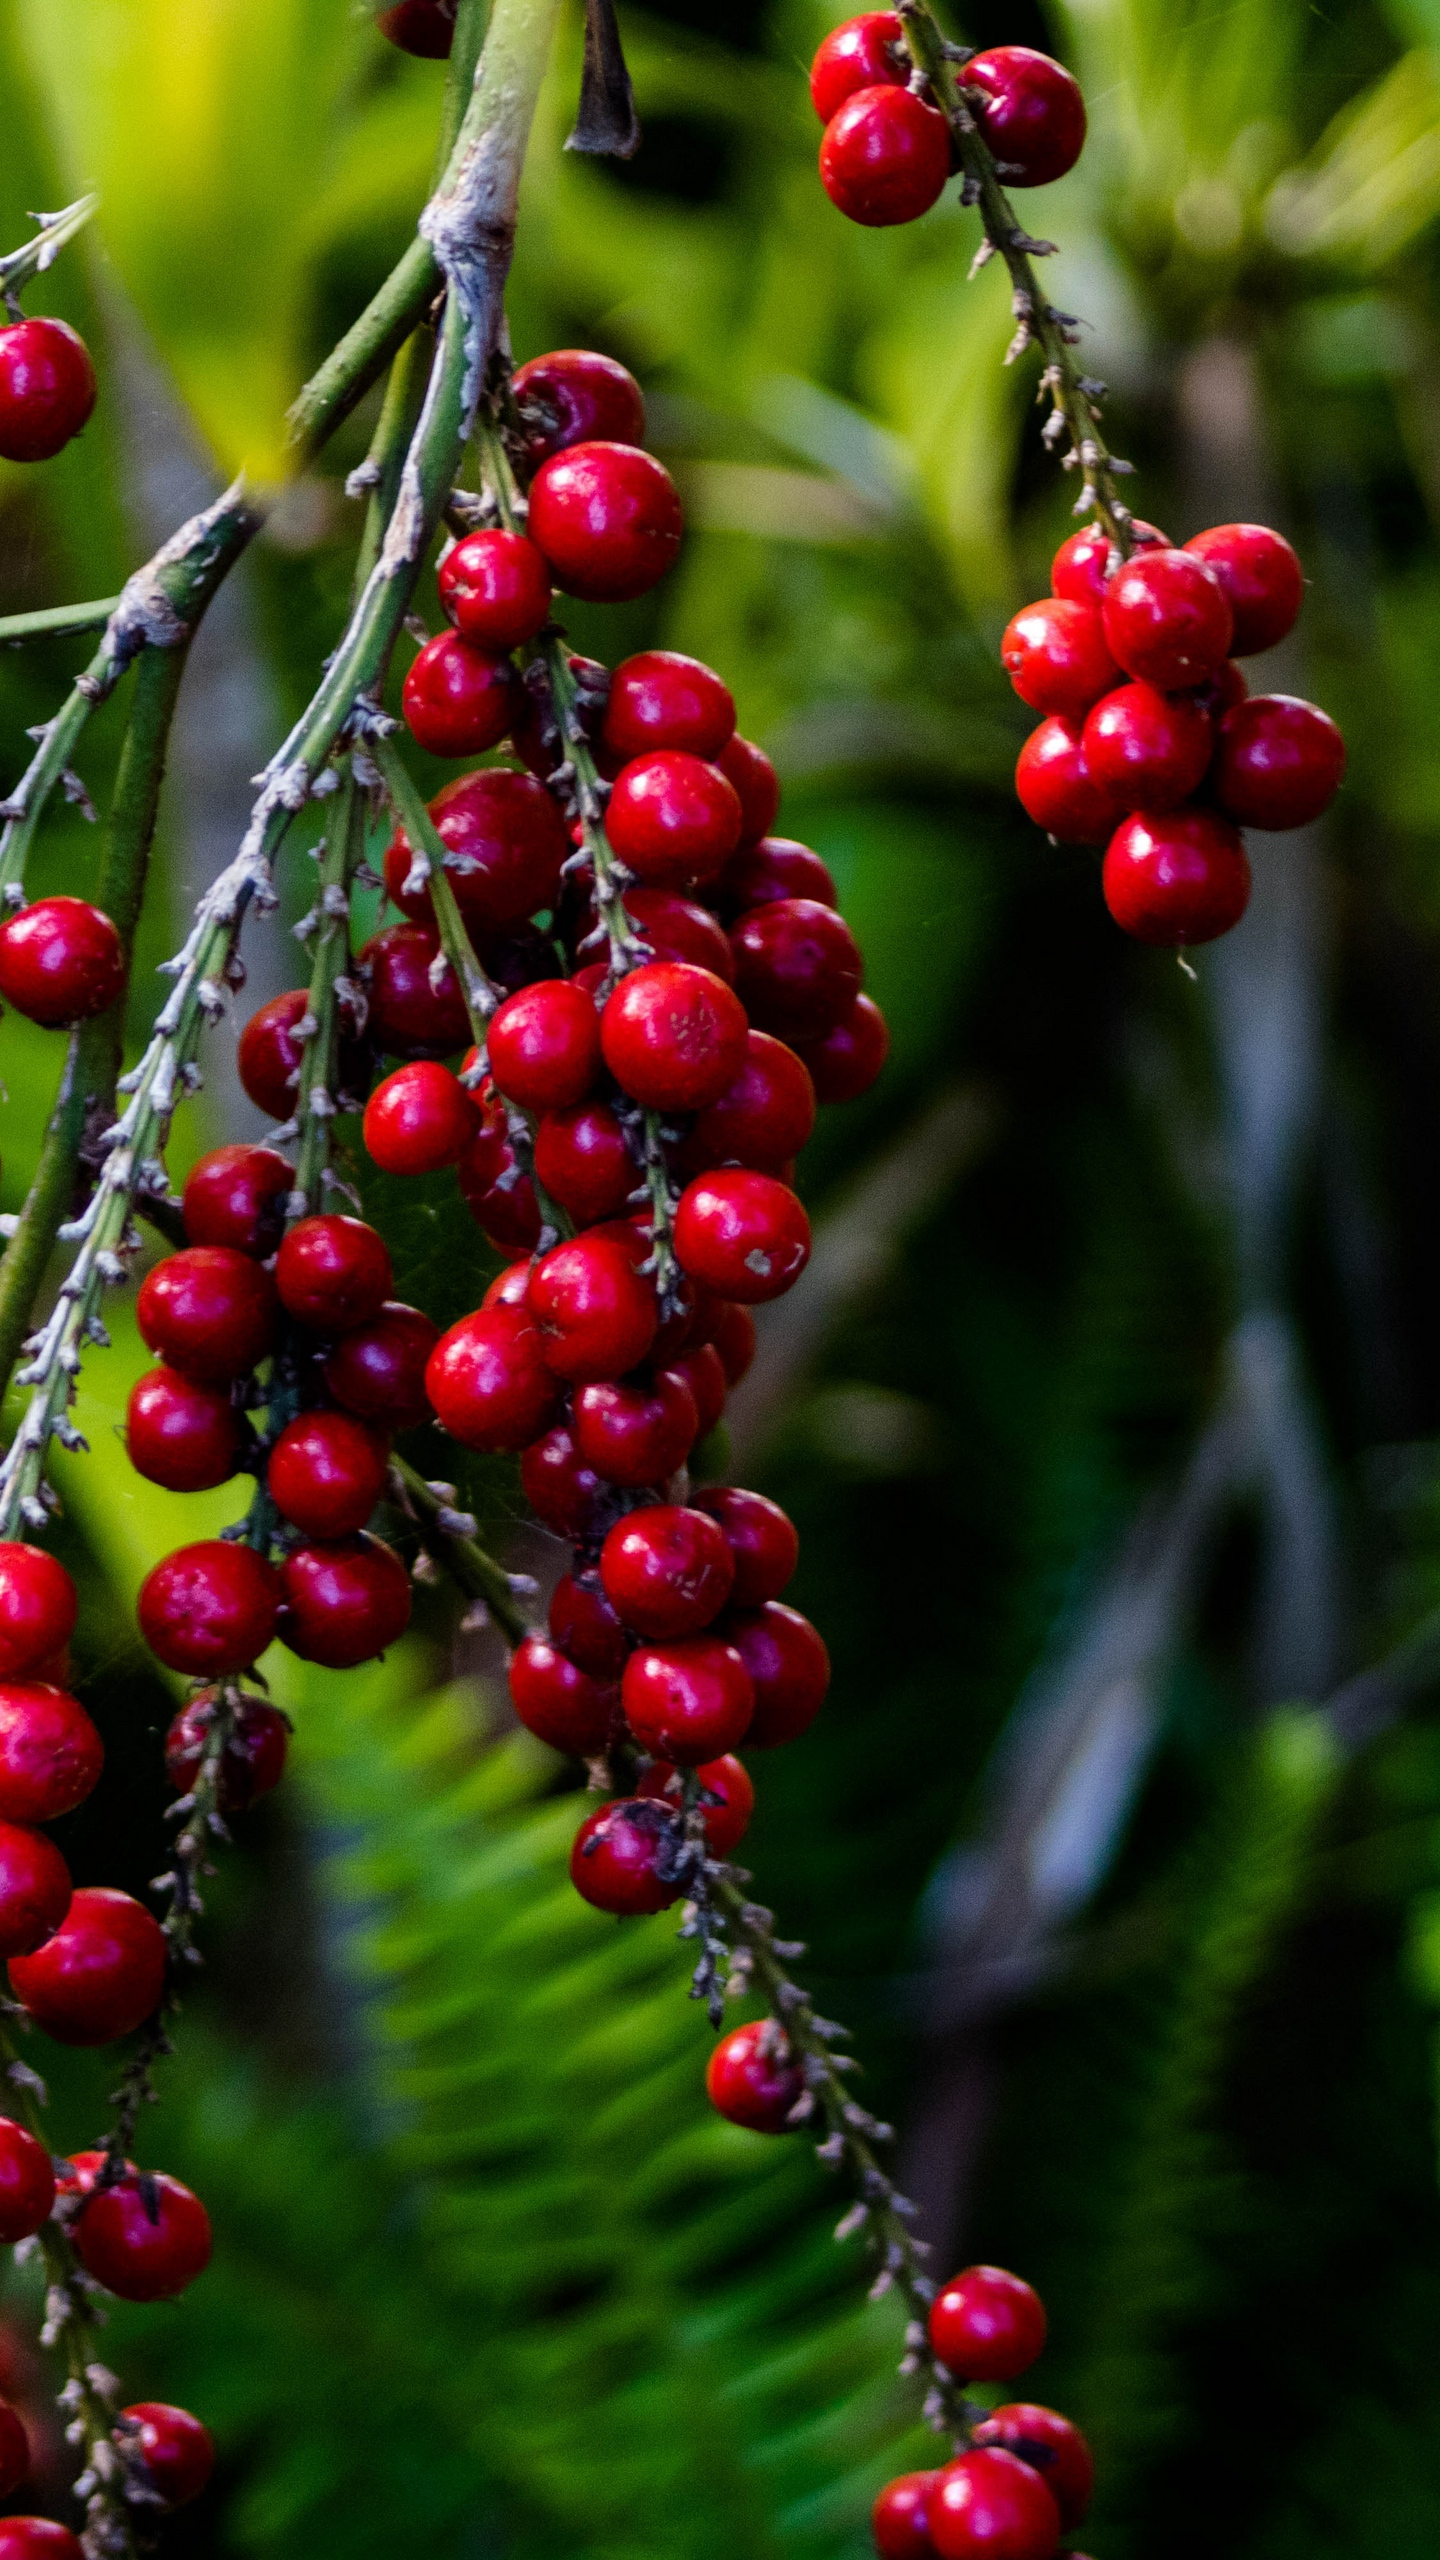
[0,598,120,646]
[0,194,98,306]
[290,776,364,1214]
[287,237,440,462]
[353,329,436,596]
[391,1454,532,1644]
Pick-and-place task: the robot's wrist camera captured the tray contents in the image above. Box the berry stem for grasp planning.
[288,773,366,1216]
[0,194,100,314]
[368,733,501,1045]
[389,1453,534,1643]
[0,598,122,645]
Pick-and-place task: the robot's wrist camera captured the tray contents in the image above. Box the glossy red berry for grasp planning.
[1050,518,1168,606]
[275,1215,392,1335]
[437,527,552,650]
[709,1297,757,1385]
[126,1367,241,1494]
[9,1887,167,2045]
[385,768,568,936]
[685,1031,816,1172]
[569,1799,681,1915]
[508,1635,617,1755]
[362,1060,478,1175]
[137,1246,278,1384]
[635,1751,755,1854]
[1183,522,1303,654]
[622,1634,755,1762]
[0,2117,56,2239]
[600,961,749,1112]
[425,1305,559,1451]
[603,651,735,762]
[376,0,456,55]
[810,12,907,120]
[970,2407,1093,2531]
[550,1571,629,1677]
[324,1301,438,1432]
[533,1098,635,1225]
[872,2471,941,2560]
[519,1422,608,1540]
[963,46,1086,186]
[0,1684,103,1823]
[930,2265,1048,2380]
[488,979,602,1111]
[0,318,97,461]
[530,1231,659,1383]
[402,631,515,758]
[0,1545,76,1680]
[74,2171,212,2302]
[236,986,366,1118]
[362,923,470,1057]
[1014,717,1121,845]
[277,1533,412,1668]
[929,2452,1059,2560]
[267,1410,390,1539]
[601,1503,735,1637]
[662,1339,727,1437]
[1000,600,1119,719]
[513,349,647,458]
[574,1370,699,1487]
[730,897,864,1040]
[623,886,735,981]
[456,1101,541,1254]
[1212,693,1345,829]
[720,1601,830,1746]
[0,898,124,1028]
[1101,546,1233,689]
[1103,807,1250,945]
[719,835,838,917]
[820,86,950,226]
[181,1144,291,1257]
[674,1169,812,1303]
[693,1487,798,1607]
[0,2529,83,2560]
[1082,681,1214,812]
[0,1824,70,1959]
[607,751,743,891]
[0,2406,28,2500]
[716,735,781,846]
[529,441,684,602]
[120,2404,215,2509]
[705,2019,803,2130]
[137,1541,281,1677]
[164,1692,289,1813]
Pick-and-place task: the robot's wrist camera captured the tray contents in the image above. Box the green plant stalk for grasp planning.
[290,776,365,1216]
[0,193,98,307]
[390,1454,532,1643]
[352,328,437,595]
[0,597,121,645]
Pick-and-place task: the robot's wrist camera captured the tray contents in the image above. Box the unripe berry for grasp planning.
[819,86,950,226]
[402,631,515,757]
[126,1367,242,1493]
[513,349,646,458]
[1102,806,1250,945]
[529,441,684,602]
[277,1534,412,1668]
[363,1060,479,1174]
[810,13,907,122]
[10,1887,167,2045]
[0,898,124,1028]
[705,2019,802,2130]
[0,317,97,461]
[600,961,749,1112]
[74,2170,212,2301]
[570,1799,681,1915]
[137,1541,281,1677]
[929,2264,1048,2380]
[324,1301,438,1432]
[437,527,552,650]
[963,47,1086,187]
[120,2404,215,2509]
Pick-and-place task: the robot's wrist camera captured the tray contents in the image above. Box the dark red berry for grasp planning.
[0,897,124,1028]
[1102,807,1250,945]
[716,735,781,846]
[930,2265,1048,2380]
[1189,657,1248,719]
[1014,716,1121,845]
[376,0,456,55]
[622,1633,754,1761]
[820,86,950,226]
[519,1421,608,1540]
[0,2405,27,2499]
[533,1098,635,1225]
[509,1635,617,1755]
[810,11,907,120]
[425,1305,559,1451]
[528,441,684,602]
[623,886,735,981]
[601,1503,735,1637]
[635,1751,754,1854]
[730,896,863,1041]
[0,2529,83,2560]
[324,1301,438,1431]
[574,1370,699,1488]
[0,1684,103,1823]
[236,986,366,1118]
[607,751,743,890]
[0,318,96,461]
[488,978,602,1110]
[1183,522,1303,655]
[1082,680,1213,811]
[531,1230,659,1382]
[963,46,1086,186]
[799,992,890,1104]
[1000,600,1118,719]
[0,2117,56,2239]
[363,1060,479,1174]
[600,961,749,1112]
[0,1823,70,1959]
[1101,546,1233,689]
[137,1246,277,1385]
[456,1100,542,1253]
[402,631,514,758]
[75,2171,212,2302]
[137,1542,281,1677]
[277,1533,412,1668]
[569,1798,681,1915]
[437,527,552,650]
[720,1601,829,1745]
[384,769,568,937]
[1212,693,1345,829]
[0,1546,75,1681]
[872,2471,941,2560]
[126,1367,241,1493]
[181,1144,291,1256]
[275,1215,393,1335]
[662,1340,727,1437]
[685,1031,815,1173]
[970,2407,1093,2531]
[929,2452,1058,2560]
[361,923,470,1057]
[1051,518,1168,606]
[693,1487,798,1607]
[9,1887,167,2045]
[603,651,735,763]
[550,1571,628,1677]
[708,1298,757,1385]
[120,2404,215,2509]
[163,1693,289,1813]
[718,835,838,918]
[674,1168,811,1303]
[267,1410,390,1539]
[705,2019,802,2129]
[513,349,646,459]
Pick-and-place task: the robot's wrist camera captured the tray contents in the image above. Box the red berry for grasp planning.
[456,1101,541,1254]
[384,769,568,936]
[0,1684,103,1823]
[600,961,750,1112]
[601,1503,735,1637]
[363,1060,478,1174]
[74,2170,212,2302]
[799,992,889,1103]
[623,886,735,982]
[1103,806,1250,945]
[1050,518,1168,606]
[533,1098,635,1225]
[1082,680,1214,812]
[509,1635,617,1755]
[520,1421,608,1540]
[709,1298,757,1384]
[402,631,514,758]
[705,2019,802,2129]
[0,318,97,461]
[437,527,552,650]
[574,1370,699,1487]
[277,1533,412,1668]
[0,2406,27,2499]
[1190,657,1248,719]
[718,835,838,918]
[324,1301,438,1432]
[426,1305,559,1451]
[685,1031,815,1173]
[635,1750,754,1854]
[603,651,735,762]
[963,46,1086,186]
[529,442,684,602]
[164,1692,288,1812]
[126,1367,241,1493]
[275,1215,392,1335]
[569,1799,681,1915]
[622,1633,754,1762]
[820,86,950,226]
[716,735,781,846]
[607,751,743,890]
[0,2531,83,2560]
[10,1887,167,2045]
[267,1410,390,1539]
[1014,715,1121,846]
[121,2403,215,2509]
[0,1824,70,1959]
[1000,600,1118,719]
[361,922,471,1057]
[0,1545,75,1681]
[929,2452,1058,2560]
[531,1230,659,1383]
[929,2265,1048,2380]
[137,1541,281,1677]
[1101,546,1233,689]
[730,897,863,1040]
[0,897,124,1029]
[674,1168,811,1303]
[513,349,646,459]
[662,1340,727,1437]
[1183,522,1303,654]
[1212,693,1345,829]
[137,1246,278,1384]
[720,1601,830,1746]
[0,2117,56,2239]
[489,978,602,1111]
[511,652,611,780]
[810,12,907,120]
[181,1144,291,1256]
[970,2407,1093,2531]
[236,987,366,1118]
[376,0,456,55]
[693,1487,798,1606]
[550,1571,628,1677]
[872,2472,941,2560]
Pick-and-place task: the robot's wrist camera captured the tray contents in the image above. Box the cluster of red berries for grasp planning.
[0,315,96,468]
[1008,520,1345,945]
[811,16,1085,228]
